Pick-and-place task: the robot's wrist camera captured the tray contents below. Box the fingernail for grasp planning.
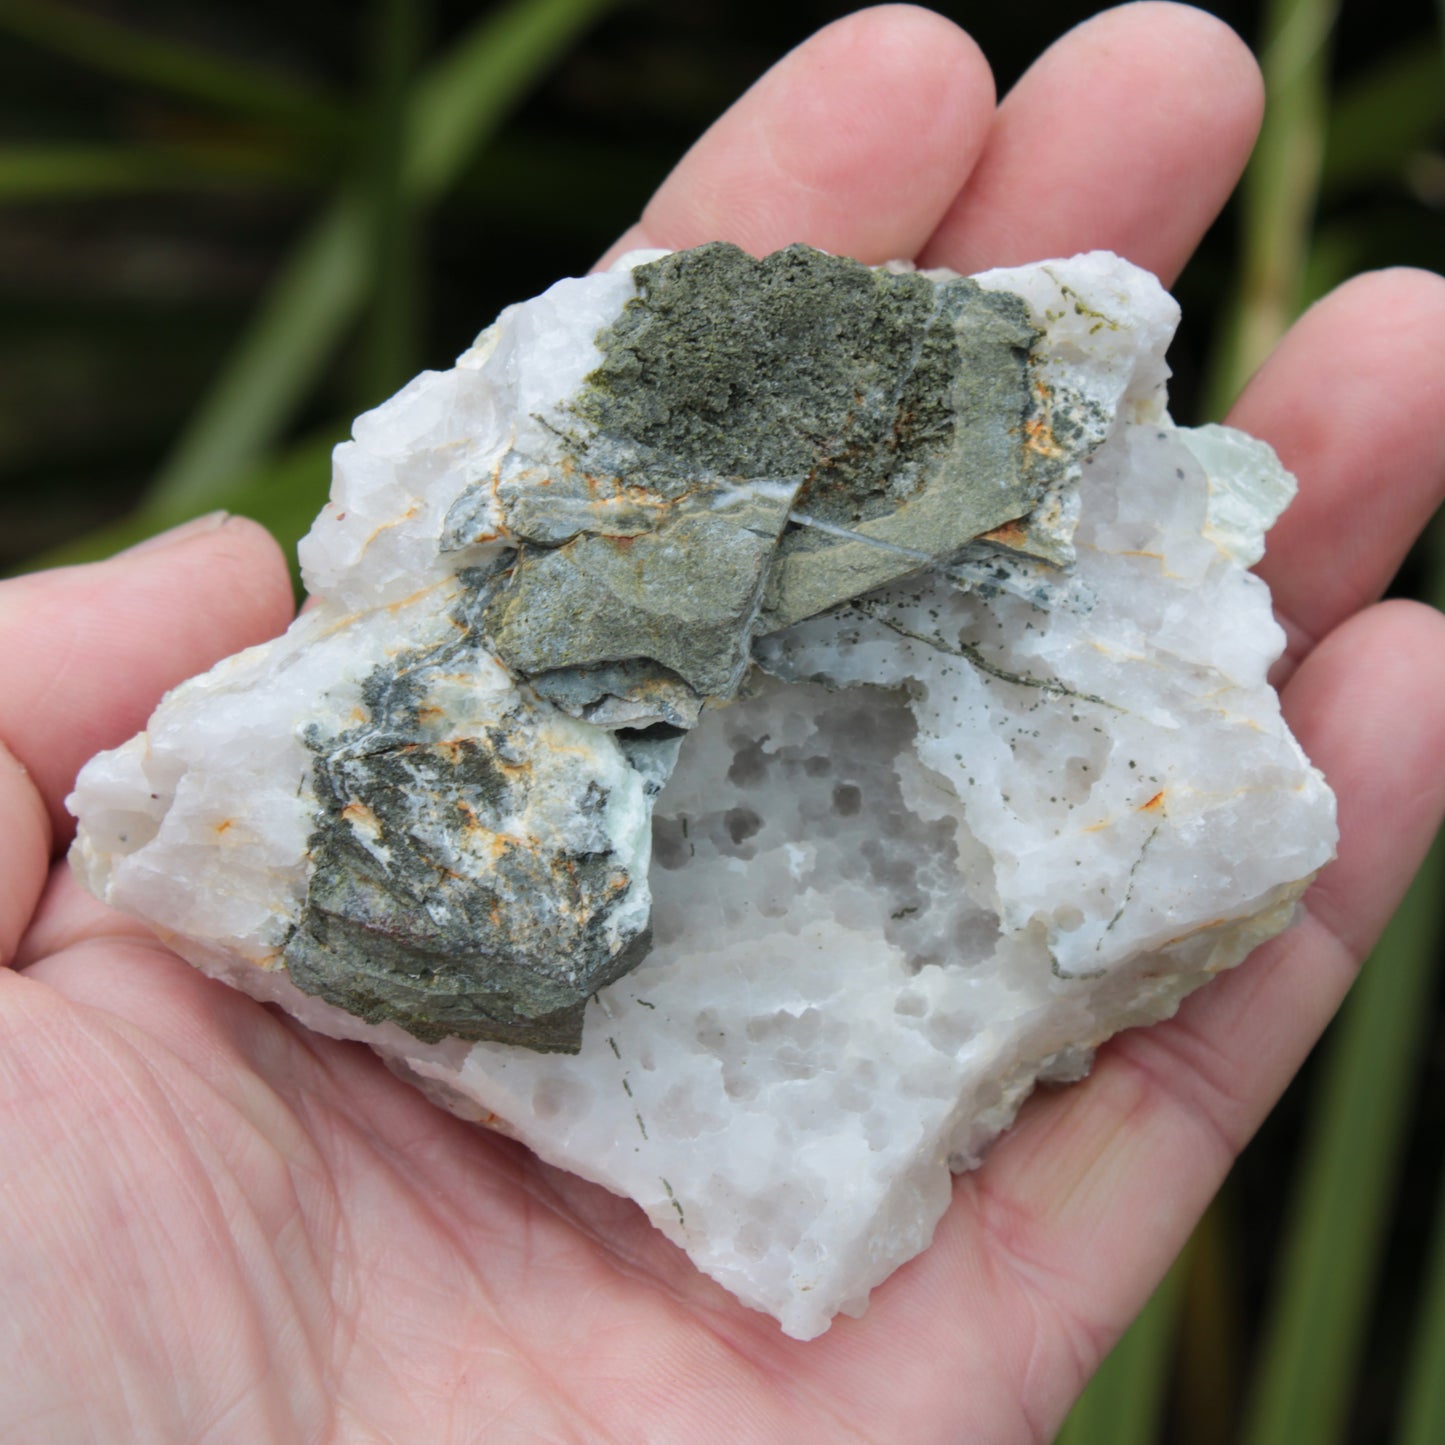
[120,511,231,558]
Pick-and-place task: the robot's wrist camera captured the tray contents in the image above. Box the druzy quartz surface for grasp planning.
[68,245,1337,1339]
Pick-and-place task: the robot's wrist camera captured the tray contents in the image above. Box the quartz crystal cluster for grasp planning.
[68,245,1337,1339]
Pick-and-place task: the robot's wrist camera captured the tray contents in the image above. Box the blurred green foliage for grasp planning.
[0,3,1441,1441]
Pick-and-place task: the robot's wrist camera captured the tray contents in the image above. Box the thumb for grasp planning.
[0,515,294,952]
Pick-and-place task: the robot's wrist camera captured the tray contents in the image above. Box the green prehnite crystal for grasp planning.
[285,243,1102,1051]
[282,580,651,1053]
[480,242,1074,720]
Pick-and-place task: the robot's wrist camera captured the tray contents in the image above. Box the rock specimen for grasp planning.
[68,246,1337,1339]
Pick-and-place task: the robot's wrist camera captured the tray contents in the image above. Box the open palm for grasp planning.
[4,6,1444,1441]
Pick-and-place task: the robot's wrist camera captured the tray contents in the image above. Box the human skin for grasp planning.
[3,5,1444,1441]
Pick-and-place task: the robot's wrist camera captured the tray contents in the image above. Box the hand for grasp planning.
[4,5,1443,1440]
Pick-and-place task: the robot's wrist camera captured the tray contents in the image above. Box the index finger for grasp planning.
[597,5,997,268]
[0,517,293,845]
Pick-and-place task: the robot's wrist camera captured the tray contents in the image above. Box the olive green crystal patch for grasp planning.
[527,660,701,731]
[283,741,643,1052]
[476,243,1071,715]
[575,242,953,493]
[486,493,790,698]
[282,584,651,1054]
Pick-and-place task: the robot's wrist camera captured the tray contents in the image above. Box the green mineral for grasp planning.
[283,243,1100,1051]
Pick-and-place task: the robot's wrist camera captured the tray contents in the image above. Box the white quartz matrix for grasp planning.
[69,250,1337,1340]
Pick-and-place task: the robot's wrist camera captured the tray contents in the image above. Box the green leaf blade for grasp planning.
[140,0,620,520]
[1056,1257,1187,1445]
[1238,849,1443,1445]
[0,0,345,138]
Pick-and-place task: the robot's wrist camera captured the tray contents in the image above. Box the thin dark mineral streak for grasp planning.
[286,243,1102,1052]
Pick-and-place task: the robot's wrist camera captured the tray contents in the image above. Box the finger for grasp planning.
[918,3,1263,284]
[1235,269,1445,676]
[13,862,156,971]
[915,598,1445,1433]
[1273,599,1445,960]
[0,743,49,968]
[0,515,293,844]
[597,5,996,269]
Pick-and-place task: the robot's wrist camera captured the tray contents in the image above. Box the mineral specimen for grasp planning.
[68,246,1337,1339]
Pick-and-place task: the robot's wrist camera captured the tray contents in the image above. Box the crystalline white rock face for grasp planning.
[68,246,1336,1340]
